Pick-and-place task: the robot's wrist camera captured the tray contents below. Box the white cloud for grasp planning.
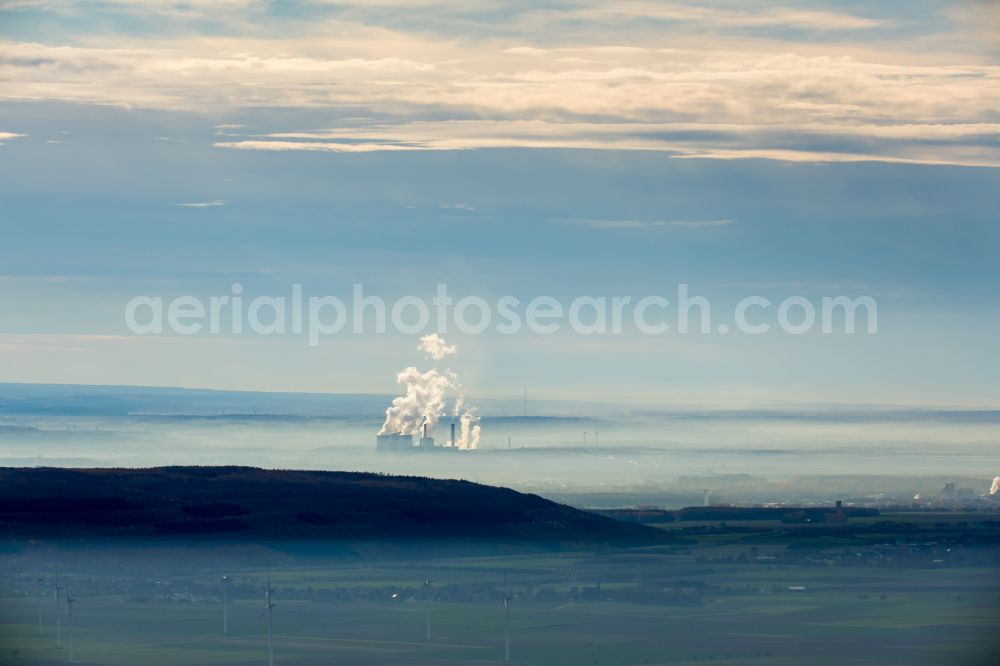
[4,35,997,127]
[573,3,887,31]
[0,333,134,353]
[0,2,997,166]
[213,123,246,136]
[418,333,457,360]
[212,120,1000,167]
[174,199,228,207]
[6,0,887,32]
[0,274,92,283]
[214,141,440,153]
[554,218,734,230]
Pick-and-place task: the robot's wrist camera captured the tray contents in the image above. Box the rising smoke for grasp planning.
[378,335,480,449]
[991,476,1000,495]
[451,397,481,450]
[417,333,457,360]
[378,367,455,437]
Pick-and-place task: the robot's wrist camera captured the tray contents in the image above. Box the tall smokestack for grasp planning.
[451,422,456,447]
[423,422,428,439]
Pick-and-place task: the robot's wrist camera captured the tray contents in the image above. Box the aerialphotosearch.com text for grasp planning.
[124,283,878,346]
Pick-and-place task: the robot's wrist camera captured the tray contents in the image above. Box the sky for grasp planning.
[0,0,998,407]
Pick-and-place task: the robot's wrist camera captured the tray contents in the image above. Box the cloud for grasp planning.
[213,120,1000,167]
[554,218,734,230]
[573,3,888,31]
[0,333,134,353]
[174,199,228,207]
[213,123,246,136]
[2,1,888,32]
[0,274,92,283]
[0,131,26,142]
[418,333,457,360]
[3,31,997,125]
[667,148,1000,167]
[1,2,997,167]
[213,141,439,153]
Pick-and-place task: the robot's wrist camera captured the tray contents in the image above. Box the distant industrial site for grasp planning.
[376,421,473,453]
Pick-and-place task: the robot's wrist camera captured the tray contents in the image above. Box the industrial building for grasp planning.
[376,422,466,453]
[375,432,414,452]
[419,422,435,448]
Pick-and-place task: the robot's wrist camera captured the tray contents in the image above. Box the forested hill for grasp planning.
[0,466,663,548]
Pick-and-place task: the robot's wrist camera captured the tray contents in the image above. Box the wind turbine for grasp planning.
[65,586,76,663]
[501,571,512,662]
[264,574,275,666]
[54,574,64,648]
[423,580,433,640]
[36,574,44,636]
[221,575,230,634]
[502,594,512,662]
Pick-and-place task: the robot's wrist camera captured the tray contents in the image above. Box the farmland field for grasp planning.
[2,511,998,665]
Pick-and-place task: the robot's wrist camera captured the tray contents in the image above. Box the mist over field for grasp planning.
[2,384,996,505]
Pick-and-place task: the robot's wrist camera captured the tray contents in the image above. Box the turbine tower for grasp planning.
[36,574,44,636]
[65,586,76,663]
[501,571,512,662]
[54,574,64,648]
[221,575,230,634]
[264,574,276,666]
[423,580,433,640]
[503,595,512,662]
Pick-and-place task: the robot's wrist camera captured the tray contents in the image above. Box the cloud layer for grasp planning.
[1,2,997,165]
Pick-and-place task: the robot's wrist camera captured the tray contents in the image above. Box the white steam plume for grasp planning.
[450,398,481,450]
[991,476,1000,495]
[379,334,481,447]
[459,409,481,450]
[378,367,456,435]
[417,333,456,360]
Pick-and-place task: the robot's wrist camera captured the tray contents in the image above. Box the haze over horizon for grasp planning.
[3,379,1000,411]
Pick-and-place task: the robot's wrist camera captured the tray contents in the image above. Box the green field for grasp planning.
[2,513,999,665]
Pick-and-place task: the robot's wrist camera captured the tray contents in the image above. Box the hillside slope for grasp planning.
[0,466,663,548]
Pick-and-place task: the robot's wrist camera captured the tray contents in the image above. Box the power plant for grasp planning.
[375,432,414,452]
[376,420,472,453]
[376,334,482,452]
[420,422,434,448]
